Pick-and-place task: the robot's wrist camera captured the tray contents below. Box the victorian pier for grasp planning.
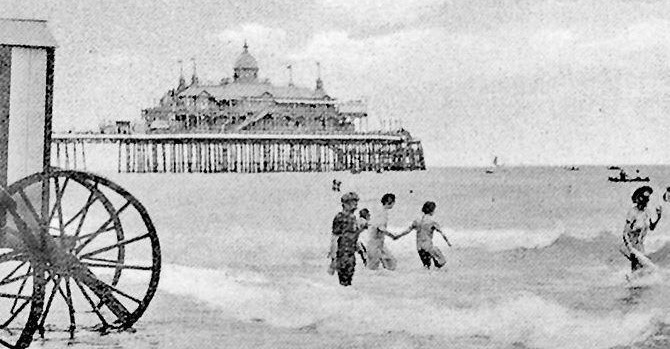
[51,133,425,173]
[67,43,426,174]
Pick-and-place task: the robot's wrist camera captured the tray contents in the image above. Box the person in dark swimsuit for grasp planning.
[395,201,452,269]
[622,186,662,272]
[328,192,366,286]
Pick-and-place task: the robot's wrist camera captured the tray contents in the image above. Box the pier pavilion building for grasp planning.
[53,43,426,173]
[142,43,368,134]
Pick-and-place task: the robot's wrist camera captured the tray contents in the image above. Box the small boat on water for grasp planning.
[485,156,500,174]
[609,168,649,183]
[608,176,650,183]
[608,166,621,170]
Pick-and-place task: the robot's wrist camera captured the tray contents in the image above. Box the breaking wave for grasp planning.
[157,263,664,349]
[401,225,670,266]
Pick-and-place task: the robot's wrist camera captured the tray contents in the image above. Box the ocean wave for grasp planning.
[157,264,283,321]
[156,263,662,349]
[386,225,670,266]
[318,293,661,349]
[384,222,582,252]
[536,232,670,266]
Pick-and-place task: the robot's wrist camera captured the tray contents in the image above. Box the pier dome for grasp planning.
[233,42,259,83]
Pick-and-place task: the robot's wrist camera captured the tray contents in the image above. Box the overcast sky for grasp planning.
[4,0,670,166]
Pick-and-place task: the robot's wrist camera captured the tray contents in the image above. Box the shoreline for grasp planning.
[29,288,464,349]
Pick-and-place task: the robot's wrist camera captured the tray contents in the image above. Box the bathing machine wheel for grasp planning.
[0,170,161,348]
[0,217,45,349]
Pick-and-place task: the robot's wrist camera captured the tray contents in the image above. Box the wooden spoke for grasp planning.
[46,177,70,230]
[10,269,29,314]
[17,189,43,228]
[79,233,150,259]
[0,293,30,300]
[93,281,143,311]
[1,299,29,329]
[80,256,121,264]
[0,273,29,288]
[73,267,131,321]
[73,279,109,329]
[38,275,60,334]
[0,252,22,264]
[63,191,95,228]
[0,261,27,285]
[7,215,39,251]
[82,261,153,271]
[0,337,15,348]
[55,280,67,303]
[74,225,117,242]
[64,278,76,337]
[104,285,142,304]
[74,200,131,254]
[71,191,98,238]
[57,192,66,239]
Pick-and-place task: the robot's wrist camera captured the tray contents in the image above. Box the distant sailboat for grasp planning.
[485,156,499,174]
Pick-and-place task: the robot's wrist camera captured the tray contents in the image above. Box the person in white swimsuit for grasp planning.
[366,193,399,270]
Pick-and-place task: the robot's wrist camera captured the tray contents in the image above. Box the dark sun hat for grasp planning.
[631,186,653,203]
[341,192,360,203]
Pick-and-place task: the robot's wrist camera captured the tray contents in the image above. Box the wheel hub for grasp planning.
[38,236,80,277]
[54,235,77,252]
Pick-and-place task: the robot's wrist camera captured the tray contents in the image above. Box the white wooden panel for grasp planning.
[0,19,57,48]
[8,46,46,183]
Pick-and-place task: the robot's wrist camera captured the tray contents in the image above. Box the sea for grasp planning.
[20,152,670,348]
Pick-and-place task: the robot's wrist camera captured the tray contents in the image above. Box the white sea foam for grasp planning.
[156,263,661,349]
[643,234,670,254]
[386,222,572,252]
[320,293,660,349]
[444,226,567,251]
[157,264,282,321]
[599,266,668,288]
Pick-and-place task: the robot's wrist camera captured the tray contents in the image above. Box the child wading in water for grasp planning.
[328,206,370,276]
[395,201,452,269]
[356,208,370,265]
